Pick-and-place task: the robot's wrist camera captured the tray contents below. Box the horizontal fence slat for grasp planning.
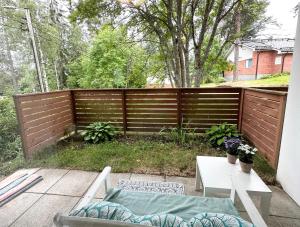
[182,93,240,98]
[23,109,72,130]
[21,95,71,109]
[127,118,177,123]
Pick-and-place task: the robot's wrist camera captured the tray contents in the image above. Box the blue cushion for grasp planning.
[104,188,240,220]
[70,201,254,227]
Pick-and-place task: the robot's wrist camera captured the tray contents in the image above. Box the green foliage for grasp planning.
[0,98,22,162]
[205,123,239,147]
[67,26,153,88]
[160,127,195,146]
[81,122,116,144]
[260,72,290,80]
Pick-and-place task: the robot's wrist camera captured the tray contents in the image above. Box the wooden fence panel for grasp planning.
[73,90,124,131]
[14,91,74,158]
[240,88,287,168]
[181,88,240,133]
[126,89,178,132]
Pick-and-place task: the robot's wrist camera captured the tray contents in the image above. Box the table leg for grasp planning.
[260,193,272,220]
[195,161,201,191]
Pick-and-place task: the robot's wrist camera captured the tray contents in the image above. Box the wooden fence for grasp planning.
[13,91,74,159]
[240,88,287,168]
[14,87,287,168]
[74,88,241,133]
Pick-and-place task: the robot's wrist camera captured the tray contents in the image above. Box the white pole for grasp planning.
[277,3,300,205]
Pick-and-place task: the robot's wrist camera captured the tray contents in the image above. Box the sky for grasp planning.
[259,0,299,38]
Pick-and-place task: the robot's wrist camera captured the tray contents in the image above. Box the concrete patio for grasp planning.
[0,168,300,227]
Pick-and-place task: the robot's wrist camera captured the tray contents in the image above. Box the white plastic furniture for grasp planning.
[195,156,272,221]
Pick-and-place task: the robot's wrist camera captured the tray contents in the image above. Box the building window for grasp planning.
[275,56,282,65]
[245,59,253,68]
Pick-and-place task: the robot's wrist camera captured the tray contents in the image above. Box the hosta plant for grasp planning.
[205,123,239,147]
[81,122,116,144]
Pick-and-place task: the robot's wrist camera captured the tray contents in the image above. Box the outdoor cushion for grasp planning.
[104,188,240,221]
[70,201,254,227]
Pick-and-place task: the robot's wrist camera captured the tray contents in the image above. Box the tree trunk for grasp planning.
[194,47,203,87]
[1,16,18,93]
[184,40,191,87]
[36,32,50,91]
[233,9,241,82]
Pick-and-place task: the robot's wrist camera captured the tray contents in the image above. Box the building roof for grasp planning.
[240,38,295,53]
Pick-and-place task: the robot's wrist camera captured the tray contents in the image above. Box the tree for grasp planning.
[0,0,86,94]
[67,25,157,88]
[70,0,269,87]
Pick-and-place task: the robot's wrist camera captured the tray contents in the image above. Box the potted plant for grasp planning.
[224,137,241,164]
[238,144,257,173]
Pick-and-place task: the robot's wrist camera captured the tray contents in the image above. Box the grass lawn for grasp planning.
[202,74,289,87]
[0,135,276,184]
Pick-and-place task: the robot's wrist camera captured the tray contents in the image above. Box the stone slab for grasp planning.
[47,170,98,197]
[130,174,165,182]
[26,169,69,193]
[95,173,131,199]
[269,186,300,219]
[239,211,282,227]
[11,194,79,227]
[274,216,300,227]
[0,193,42,227]
[166,176,202,196]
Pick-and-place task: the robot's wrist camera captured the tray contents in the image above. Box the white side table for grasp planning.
[195,156,272,220]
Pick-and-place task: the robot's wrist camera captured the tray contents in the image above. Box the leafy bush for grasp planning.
[0,98,22,162]
[203,76,226,84]
[81,122,116,144]
[160,127,196,146]
[260,72,289,79]
[205,123,239,147]
[238,144,257,164]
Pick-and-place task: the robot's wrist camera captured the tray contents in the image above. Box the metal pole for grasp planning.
[24,8,45,92]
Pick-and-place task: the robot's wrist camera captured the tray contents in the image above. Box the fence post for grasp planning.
[70,90,77,134]
[122,90,127,136]
[274,94,287,169]
[238,88,245,132]
[177,89,182,128]
[13,95,28,159]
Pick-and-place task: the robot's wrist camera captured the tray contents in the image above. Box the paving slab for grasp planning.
[14,168,40,176]
[11,194,80,227]
[0,193,42,227]
[95,173,131,198]
[26,169,69,193]
[274,216,300,227]
[166,176,202,196]
[47,170,98,197]
[130,173,165,182]
[269,186,300,219]
[239,211,282,227]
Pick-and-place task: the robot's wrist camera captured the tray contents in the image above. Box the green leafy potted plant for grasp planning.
[238,144,257,173]
[224,137,241,164]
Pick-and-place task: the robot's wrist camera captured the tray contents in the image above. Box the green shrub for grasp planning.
[0,98,22,162]
[260,72,289,79]
[205,123,239,147]
[203,76,226,84]
[81,122,116,144]
[160,127,195,146]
